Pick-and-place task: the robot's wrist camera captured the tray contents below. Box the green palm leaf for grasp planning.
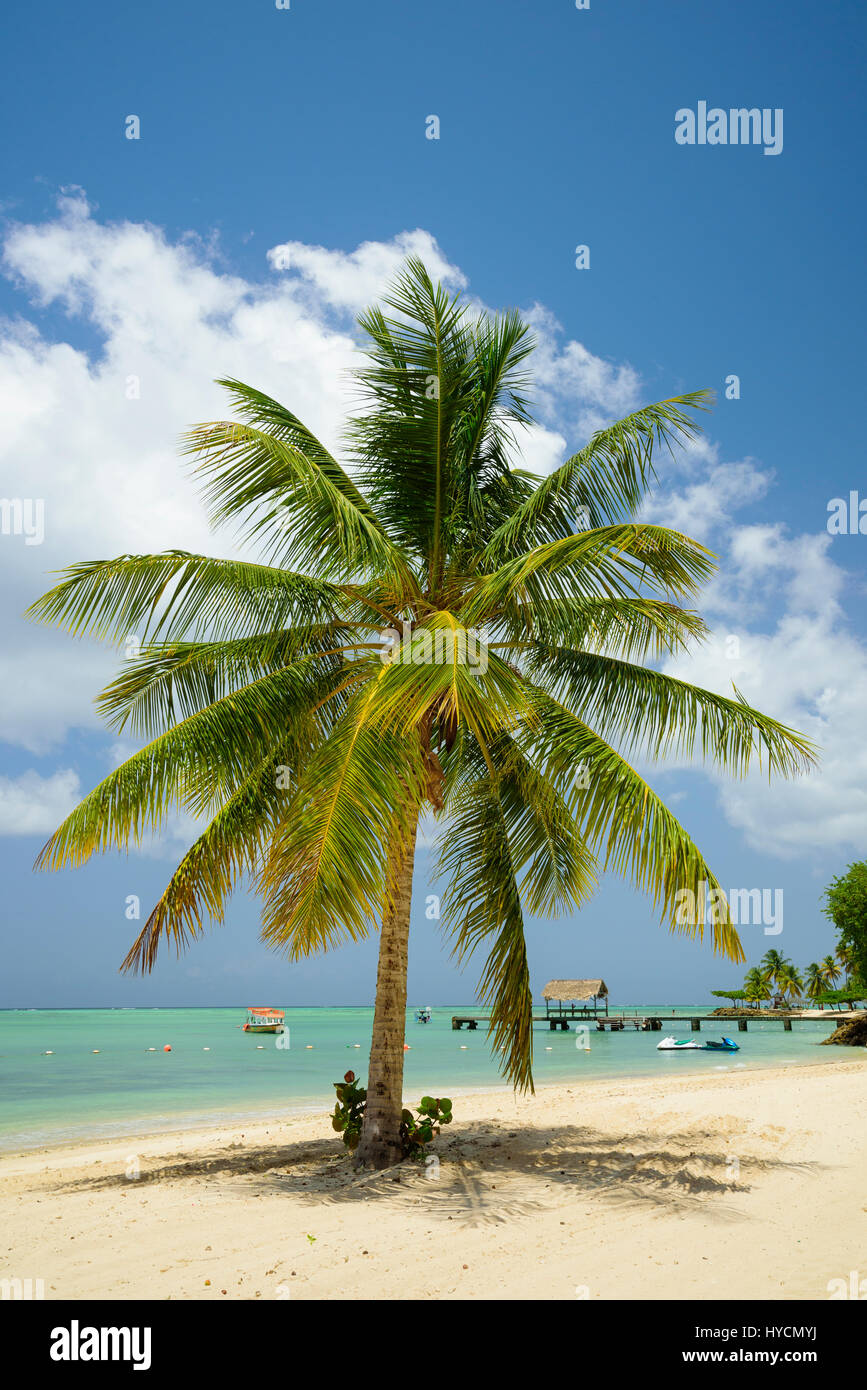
[522,687,745,961]
[531,648,817,777]
[26,551,341,645]
[481,393,713,564]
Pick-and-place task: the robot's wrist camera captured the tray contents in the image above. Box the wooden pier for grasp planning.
[451,1012,662,1032]
[451,1012,860,1034]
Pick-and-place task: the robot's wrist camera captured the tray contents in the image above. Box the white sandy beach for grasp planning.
[2,1056,865,1301]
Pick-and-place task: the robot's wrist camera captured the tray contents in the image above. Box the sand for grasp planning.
[2,1056,865,1301]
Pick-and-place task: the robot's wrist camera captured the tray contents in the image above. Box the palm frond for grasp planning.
[96,625,360,737]
[481,393,713,565]
[184,418,417,592]
[258,668,428,958]
[34,664,333,870]
[530,649,818,777]
[348,259,472,582]
[463,524,717,628]
[121,746,294,973]
[493,596,708,662]
[25,552,341,646]
[437,749,534,1090]
[370,615,531,749]
[522,687,746,961]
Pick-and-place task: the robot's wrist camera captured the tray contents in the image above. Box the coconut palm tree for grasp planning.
[804,961,826,1004]
[777,962,805,1007]
[27,261,816,1169]
[744,968,772,1009]
[759,948,789,996]
[820,953,841,990]
[836,941,853,987]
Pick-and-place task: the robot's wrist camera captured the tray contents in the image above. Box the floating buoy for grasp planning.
[147,1047,156,1052]
[353,1043,360,1048]
[163,1045,172,1052]
[43,1050,53,1055]
[545,1046,553,1051]
[256,1045,264,1050]
[203,1047,210,1051]
[305,1044,313,1049]
[460,1045,467,1049]
[92,1049,100,1054]
[403,1044,410,1051]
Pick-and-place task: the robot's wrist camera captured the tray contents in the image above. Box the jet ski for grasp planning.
[657,1035,739,1052]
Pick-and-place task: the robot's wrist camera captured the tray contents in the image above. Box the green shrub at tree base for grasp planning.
[332,1072,452,1160]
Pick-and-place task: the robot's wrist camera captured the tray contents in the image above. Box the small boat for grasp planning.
[657,1034,739,1052]
[414,1006,433,1024]
[242,1007,285,1034]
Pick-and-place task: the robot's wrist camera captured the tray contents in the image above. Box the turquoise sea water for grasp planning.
[0,1004,845,1152]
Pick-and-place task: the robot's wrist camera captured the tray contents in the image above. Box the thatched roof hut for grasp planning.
[540,979,609,1017]
[542,979,608,1001]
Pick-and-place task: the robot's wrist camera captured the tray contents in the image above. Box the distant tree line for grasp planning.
[711,862,867,1011]
[711,944,862,1010]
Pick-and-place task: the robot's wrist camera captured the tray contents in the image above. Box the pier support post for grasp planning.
[690,1017,701,1031]
[783,1018,792,1031]
[738,1018,748,1031]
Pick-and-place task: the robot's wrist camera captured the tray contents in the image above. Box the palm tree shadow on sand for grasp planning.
[55,1123,820,1230]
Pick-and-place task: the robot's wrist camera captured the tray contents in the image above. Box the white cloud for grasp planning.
[645,452,867,856]
[662,608,867,857]
[266,229,466,312]
[642,450,773,544]
[526,303,642,436]
[0,643,112,754]
[0,768,80,835]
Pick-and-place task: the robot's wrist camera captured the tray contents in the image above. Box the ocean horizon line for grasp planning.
[0,999,715,1013]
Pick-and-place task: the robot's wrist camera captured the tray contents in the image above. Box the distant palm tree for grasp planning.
[27,261,816,1169]
[804,961,826,1004]
[759,948,789,996]
[836,941,853,986]
[821,953,841,989]
[777,963,805,1007]
[744,968,772,1008]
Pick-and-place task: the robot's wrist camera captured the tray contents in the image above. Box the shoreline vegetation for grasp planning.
[2,1055,864,1301]
[708,1005,864,1019]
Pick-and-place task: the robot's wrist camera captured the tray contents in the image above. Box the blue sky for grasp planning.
[1,0,865,1007]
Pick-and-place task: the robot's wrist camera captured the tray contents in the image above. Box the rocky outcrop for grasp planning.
[820,1015,867,1046]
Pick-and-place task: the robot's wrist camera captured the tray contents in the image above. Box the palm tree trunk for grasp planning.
[355,812,420,1170]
